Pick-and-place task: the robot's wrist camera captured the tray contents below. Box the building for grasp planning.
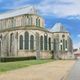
[0,6,73,59]
[74,48,80,59]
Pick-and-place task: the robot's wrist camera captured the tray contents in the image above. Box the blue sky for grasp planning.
[0,0,80,48]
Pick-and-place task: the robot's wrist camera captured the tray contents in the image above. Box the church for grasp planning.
[0,6,73,59]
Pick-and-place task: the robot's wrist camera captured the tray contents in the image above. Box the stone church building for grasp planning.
[0,6,73,59]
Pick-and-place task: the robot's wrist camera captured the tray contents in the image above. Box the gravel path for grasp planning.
[0,60,75,80]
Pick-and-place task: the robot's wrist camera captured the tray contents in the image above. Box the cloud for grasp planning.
[1,0,80,19]
[36,0,80,18]
[66,16,80,20]
[74,42,80,49]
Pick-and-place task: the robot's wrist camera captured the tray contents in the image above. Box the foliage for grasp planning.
[0,59,52,73]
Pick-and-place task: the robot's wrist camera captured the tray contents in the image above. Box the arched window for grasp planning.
[38,19,40,27]
[0,41,1,55]
[63,39,65,51]
[30,35,34,50]
[62,35,65,38]
[65,40,67,48]
[25,16,28,25]
[24,32,29,50]
[19,35,23,50]
[40,36,43,50]
[10,33,14,52]
[49,37,51,50]
[60,40,63,51]
[44,35,47,50]
[28,16,32,26]
[36,18,40,27]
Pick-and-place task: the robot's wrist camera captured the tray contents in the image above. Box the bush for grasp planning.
[0,56,36,62]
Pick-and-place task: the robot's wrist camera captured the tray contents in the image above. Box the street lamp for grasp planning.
[65,48,68,52]
[65,48,68,59]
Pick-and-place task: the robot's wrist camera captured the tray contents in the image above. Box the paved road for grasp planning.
[66,60,80,80]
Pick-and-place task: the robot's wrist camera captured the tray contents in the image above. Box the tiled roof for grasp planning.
[74,49,80,54]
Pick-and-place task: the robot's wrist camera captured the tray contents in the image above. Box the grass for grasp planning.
[0,59,53,73]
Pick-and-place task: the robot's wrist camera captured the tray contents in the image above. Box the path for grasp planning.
[0,60,75,80]
[66,60,80,80]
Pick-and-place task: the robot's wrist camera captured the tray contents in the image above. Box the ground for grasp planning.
[0,60,52,73]
[0,60,75,80]
[65,60,80,80]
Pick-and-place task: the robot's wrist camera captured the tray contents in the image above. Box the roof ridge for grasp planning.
[0,6,37,19]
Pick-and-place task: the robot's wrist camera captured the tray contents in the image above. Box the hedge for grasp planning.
[0,56,36,62]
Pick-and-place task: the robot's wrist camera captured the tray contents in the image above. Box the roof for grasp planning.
[74,49,80,54]
[0,6,37,20]
[50,23,68,33]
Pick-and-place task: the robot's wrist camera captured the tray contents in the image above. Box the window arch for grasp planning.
[19,35,23,50]
[54,39,56,51]
[36,18,40,27]
[0,41,1,55]
[30,35,34,50]
[49,37,51,50]
[62,35,65,38]
[44,35,47,50]
[40,36,43,50]
[28,16,32,26]
[24,32,29,50]
[65,40,67,48]
[63,39,65,51]
[60,40,63,51]
[10,33,14,52]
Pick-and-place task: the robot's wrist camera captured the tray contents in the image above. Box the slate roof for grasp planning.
[0,6,37,20]
[50,23,68,33]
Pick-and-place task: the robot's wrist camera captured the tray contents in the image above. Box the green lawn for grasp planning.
[0,59,53,73]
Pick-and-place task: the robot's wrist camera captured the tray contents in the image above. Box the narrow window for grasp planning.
[28,17,32,26]
[40,36,43,50]
[10,33,14,52]
[36,18,40,27]
[44,35,47,50]
[30,35,34,50]
[25,32,29,50]
[19,35,23,50]
[49,38,51,50]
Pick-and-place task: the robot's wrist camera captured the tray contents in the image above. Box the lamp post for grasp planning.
[65,48,68,59]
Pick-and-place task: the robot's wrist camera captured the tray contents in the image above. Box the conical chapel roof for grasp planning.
[50,23,68,33]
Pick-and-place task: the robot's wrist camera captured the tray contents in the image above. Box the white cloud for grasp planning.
[66,16,80,20]
[74,42,80,49]
[73,34,80,48]
[36,0,80,18]
[1,0,80,19]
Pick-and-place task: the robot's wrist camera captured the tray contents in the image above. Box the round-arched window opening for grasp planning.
[0,34,2,39]
[62,35,65,38]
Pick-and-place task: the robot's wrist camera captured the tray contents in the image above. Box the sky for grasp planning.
[0,0,80,49]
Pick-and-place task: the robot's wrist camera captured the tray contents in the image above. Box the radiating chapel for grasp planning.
[0,6,73,59]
